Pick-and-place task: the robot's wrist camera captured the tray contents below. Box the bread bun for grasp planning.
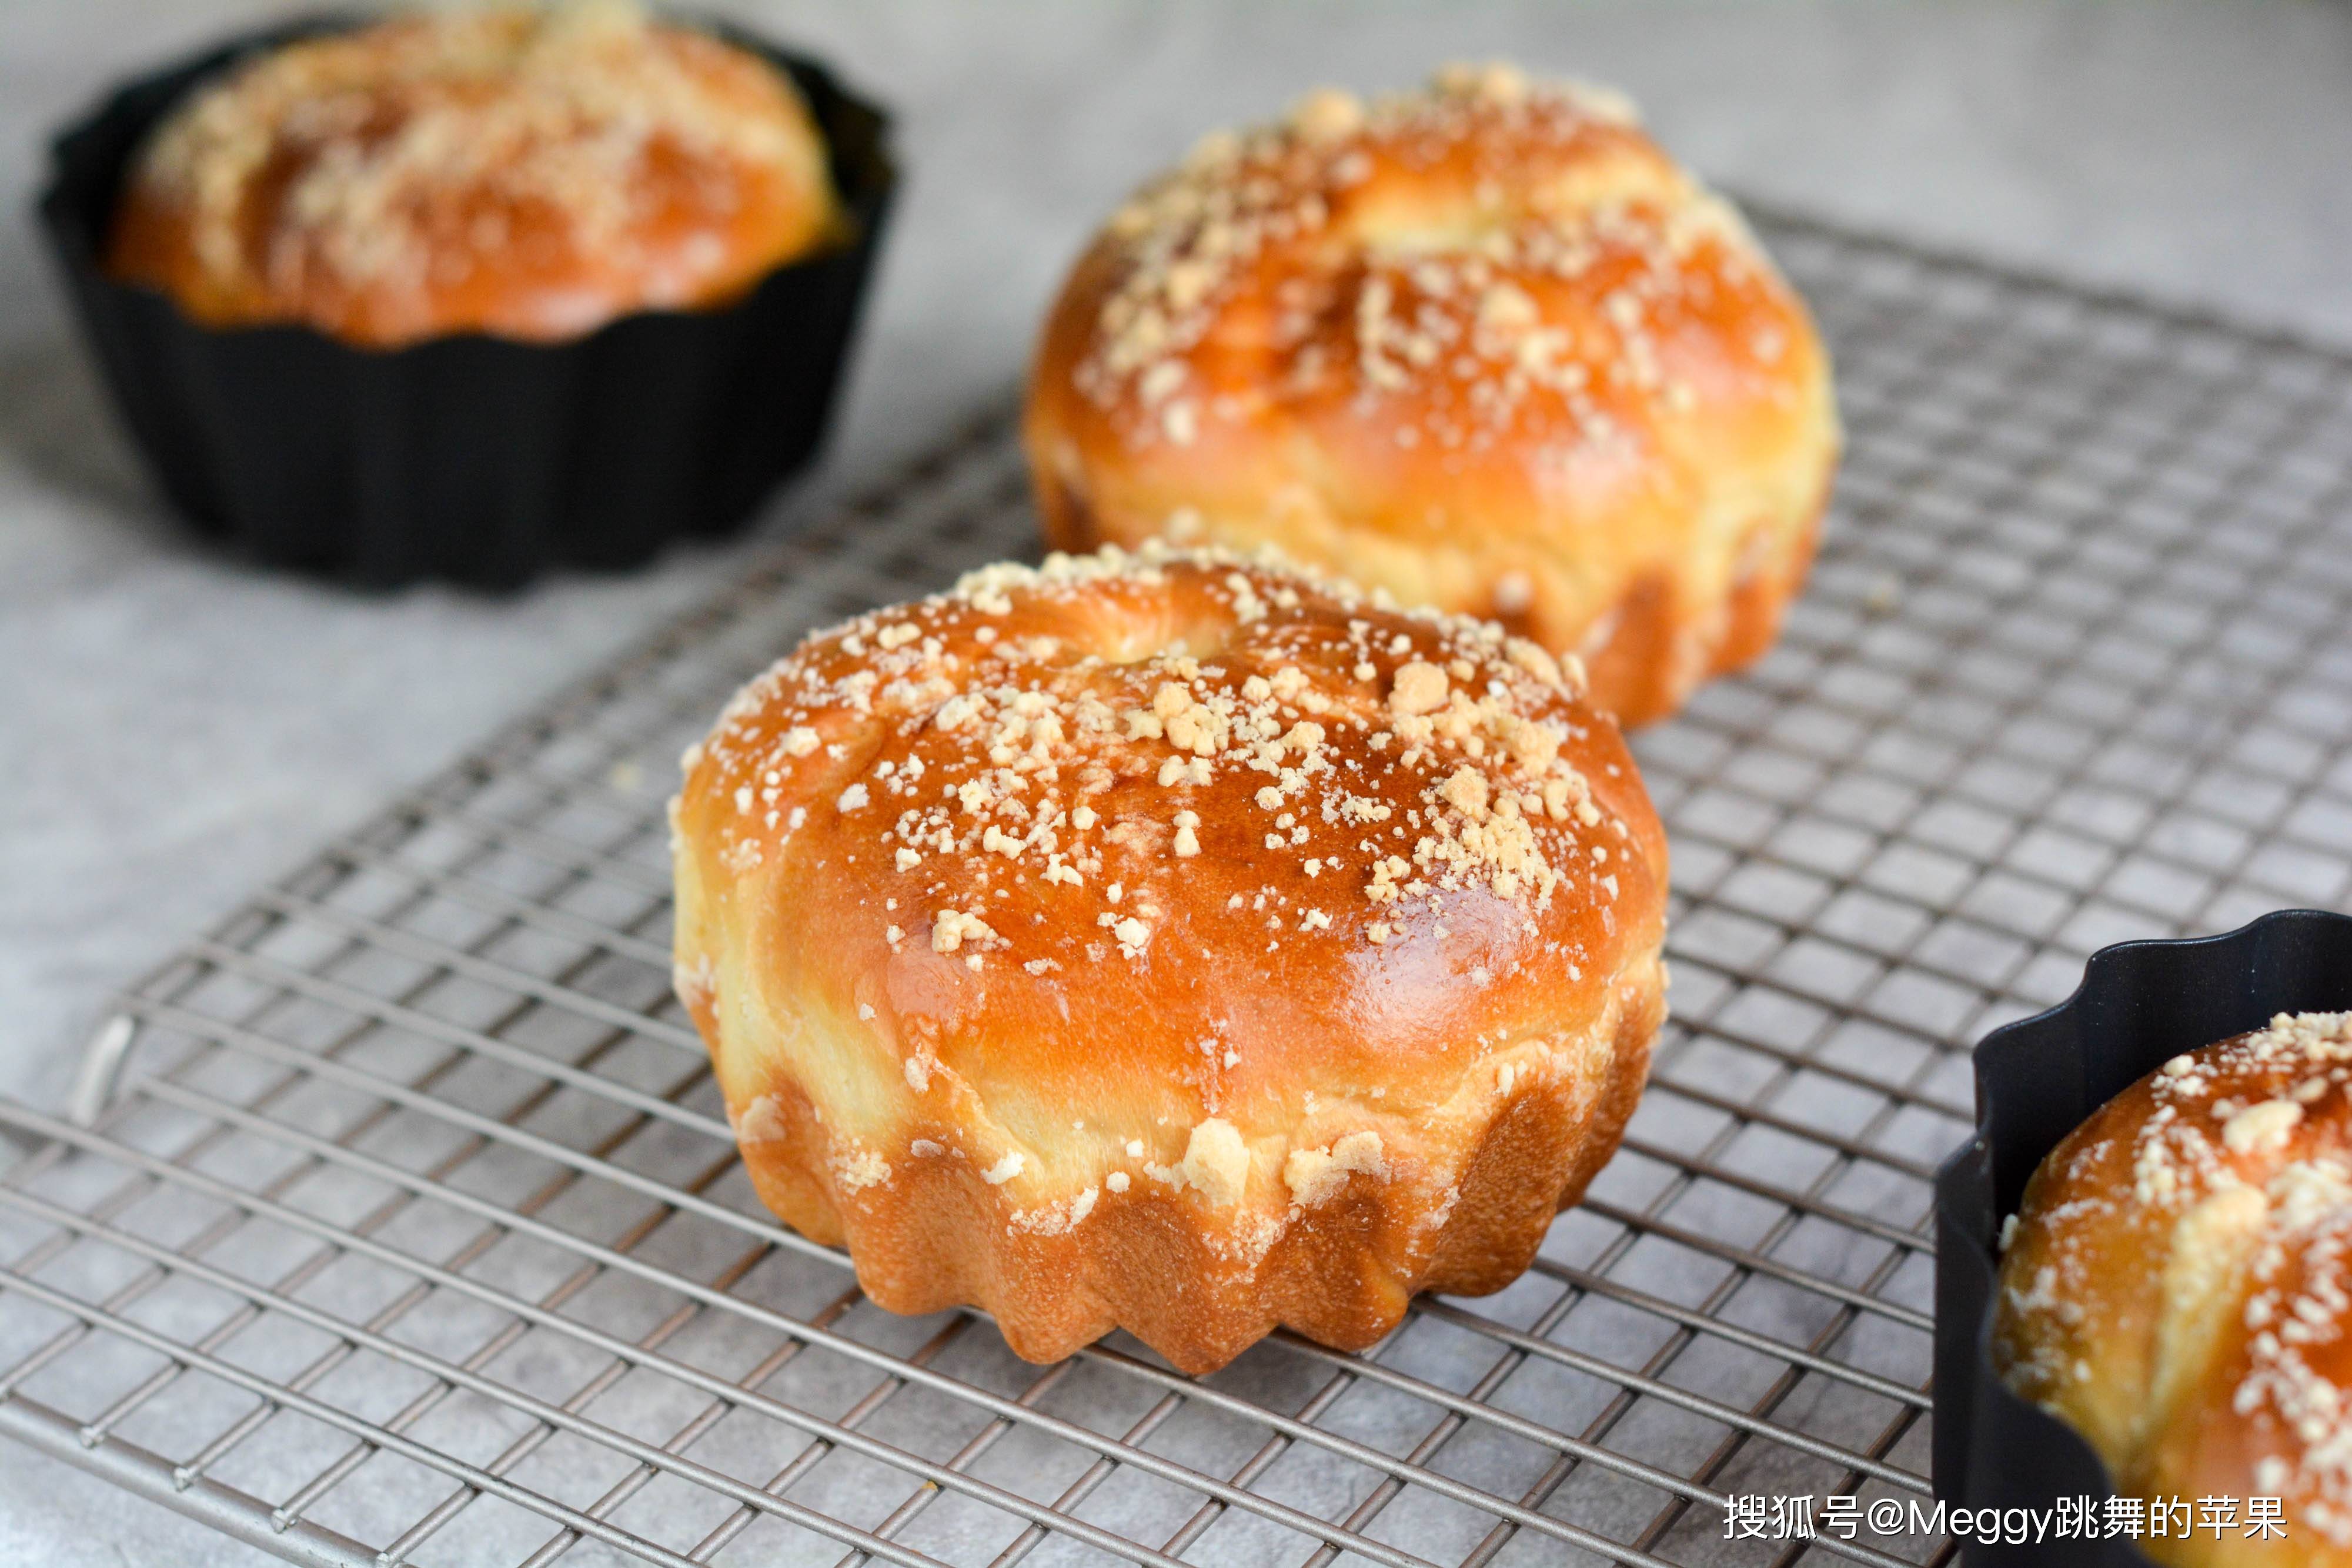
[106,3,840,346]
[1024,63,1837,727]
[1996,1012,2352,1566]
[671,544,1668,1372]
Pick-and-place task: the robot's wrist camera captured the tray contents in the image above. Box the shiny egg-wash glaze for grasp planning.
[1025,64,1838,727]
[672,546,1668,1372]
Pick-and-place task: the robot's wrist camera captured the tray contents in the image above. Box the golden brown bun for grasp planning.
[671,544,1668,1372]
[106,3,840,346]
[1023,63,1838,727]
[1995,1012,2352,1566]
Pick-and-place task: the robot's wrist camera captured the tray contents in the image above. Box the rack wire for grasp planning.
[5,208,2351,1568]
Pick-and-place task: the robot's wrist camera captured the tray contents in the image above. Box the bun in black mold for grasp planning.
[1933,908,2352,1564]
[37,13,896,589]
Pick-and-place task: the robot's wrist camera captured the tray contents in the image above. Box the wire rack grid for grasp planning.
[4,209,2351,1568]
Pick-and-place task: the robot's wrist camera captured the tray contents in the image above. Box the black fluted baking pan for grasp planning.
[36,13,894,590]
[1933,908,2352,1564]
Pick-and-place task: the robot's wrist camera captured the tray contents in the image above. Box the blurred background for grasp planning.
[1,4,2349,1555]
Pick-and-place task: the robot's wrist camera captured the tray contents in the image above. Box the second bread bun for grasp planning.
[1996,1011,2352,1566]
[106,2,840,346]
[1025,63,1837,726]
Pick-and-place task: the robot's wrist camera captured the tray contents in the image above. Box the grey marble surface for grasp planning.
[2,2,2350,1562]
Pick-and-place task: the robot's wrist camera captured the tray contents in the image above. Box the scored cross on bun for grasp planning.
[1996,1012,2352,1566]
[670,544,1668,1372]
[1024,62,1838,727]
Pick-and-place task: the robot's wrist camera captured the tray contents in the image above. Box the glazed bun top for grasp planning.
[1024,62,1832,596]
[670,544,1668,1133]
[1997,1011,2352,1559]
[107,1,840,346]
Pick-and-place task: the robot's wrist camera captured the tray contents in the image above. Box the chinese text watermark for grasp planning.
[1722,1493,2287,1545]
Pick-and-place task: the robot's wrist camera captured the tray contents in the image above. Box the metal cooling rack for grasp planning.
[5,208,2351,1568]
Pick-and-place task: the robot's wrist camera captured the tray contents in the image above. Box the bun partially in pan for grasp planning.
[1997,1011,2352,1566]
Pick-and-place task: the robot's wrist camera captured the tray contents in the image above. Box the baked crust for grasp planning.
[1023,63,1838,727]
[672,545,1668,1372]
[106,4,839,346]
[1996,1012,2352,1566]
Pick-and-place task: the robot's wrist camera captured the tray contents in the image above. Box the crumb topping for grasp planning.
[1150,1118,1251,1208]
[685,541,1633,994]
[128,1,831,326]
[1283,1130,1388,1207]
[2006,1012,2352,1536]
[1068,62,1773,462]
